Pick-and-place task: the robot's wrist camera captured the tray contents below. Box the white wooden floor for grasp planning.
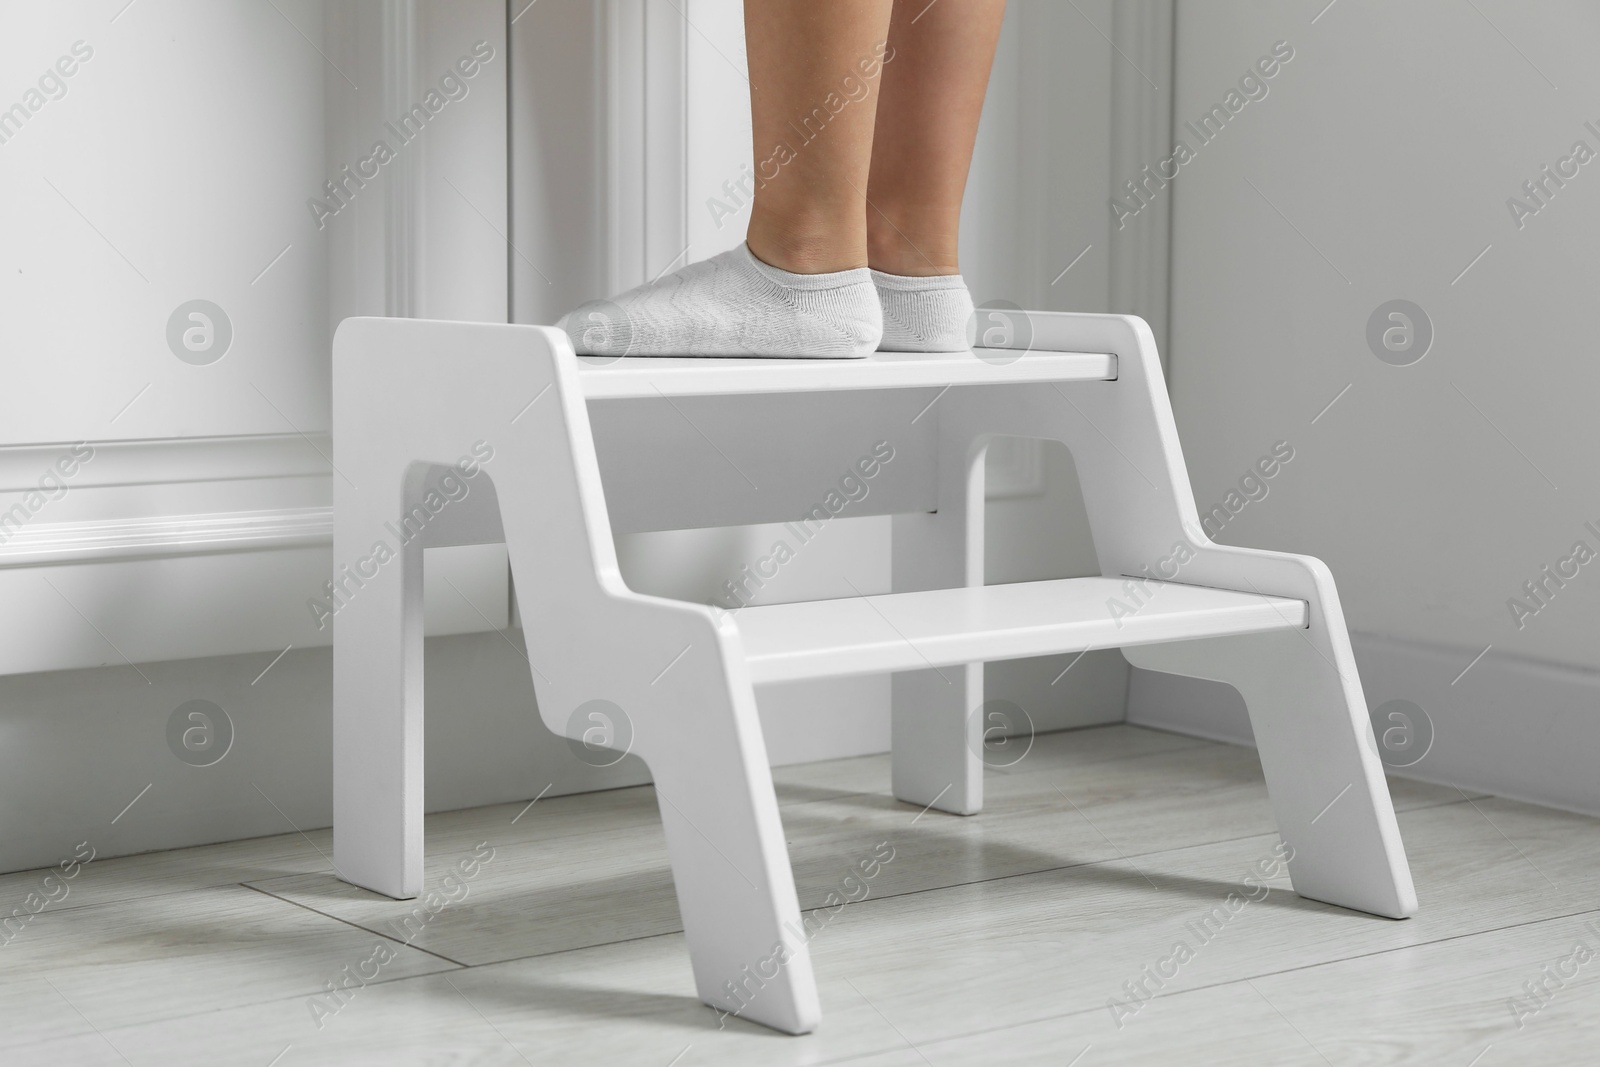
[4,724,1598,1065]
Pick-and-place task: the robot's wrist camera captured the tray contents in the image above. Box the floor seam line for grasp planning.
[239,882,471,968]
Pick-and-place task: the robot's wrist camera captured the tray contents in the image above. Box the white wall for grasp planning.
[0,0,513,676]
[0,0,1155,872]
[0,0,328,443]
[0,0,539,875]
[1132,0,1600,813]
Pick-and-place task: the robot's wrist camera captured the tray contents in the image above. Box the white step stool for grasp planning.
[330,312,1415,1035]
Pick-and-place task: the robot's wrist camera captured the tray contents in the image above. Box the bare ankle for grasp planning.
[867,251,960,277]
[866,219,959,277]
[746,209,867,274]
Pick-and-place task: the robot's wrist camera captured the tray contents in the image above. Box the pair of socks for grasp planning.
[555,243,973,358]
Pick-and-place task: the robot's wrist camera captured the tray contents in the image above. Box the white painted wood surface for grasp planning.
[576,350,1115,398]
[331,308,1413,1033]
[738,577,1306,684]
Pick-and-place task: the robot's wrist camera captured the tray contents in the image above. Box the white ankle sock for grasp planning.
[871,270,975,353]
[556,243,882,358]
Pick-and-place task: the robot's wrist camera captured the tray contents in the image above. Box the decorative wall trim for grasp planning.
[0,433,333,492]
[604,0,687,293]
[0,508,331,568]
[0,433,334,568]
[382,0,421,318]
[0,428,500,672]
[1108,0,1175,365]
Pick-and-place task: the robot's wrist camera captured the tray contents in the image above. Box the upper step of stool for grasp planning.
[577,349,1116,399]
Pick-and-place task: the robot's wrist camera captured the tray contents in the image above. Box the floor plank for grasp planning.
[820,980,1333,1066]
[1243,908,1600,1064]
[0,883,457,1048]
[243,733,1471,968]
[0,726,1585,1066]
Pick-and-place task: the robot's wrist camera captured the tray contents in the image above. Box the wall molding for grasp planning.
[604,0,687,293]
[0,430,503,673]
[0,434,333,568]
[0,508,331,568]
[382,0,421,318]
[1108,0,1175,365]
[0,433,332,492]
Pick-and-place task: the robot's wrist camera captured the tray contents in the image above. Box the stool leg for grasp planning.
[332,463,427,900]
[642,667,820,1034]
[888,429,986,816]
[891,665,982,814]
[1125,623,1416,918]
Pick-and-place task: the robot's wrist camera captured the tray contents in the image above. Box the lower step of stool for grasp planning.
[734,576,1308,684]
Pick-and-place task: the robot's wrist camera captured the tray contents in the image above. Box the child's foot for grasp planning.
[556,244,882,358]
[871,270,975,353]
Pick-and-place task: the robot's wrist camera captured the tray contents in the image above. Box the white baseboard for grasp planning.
[0,539,509,677]
[1126,631,1600,818]
[0,628,1124,875]
[0,631,603,876]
